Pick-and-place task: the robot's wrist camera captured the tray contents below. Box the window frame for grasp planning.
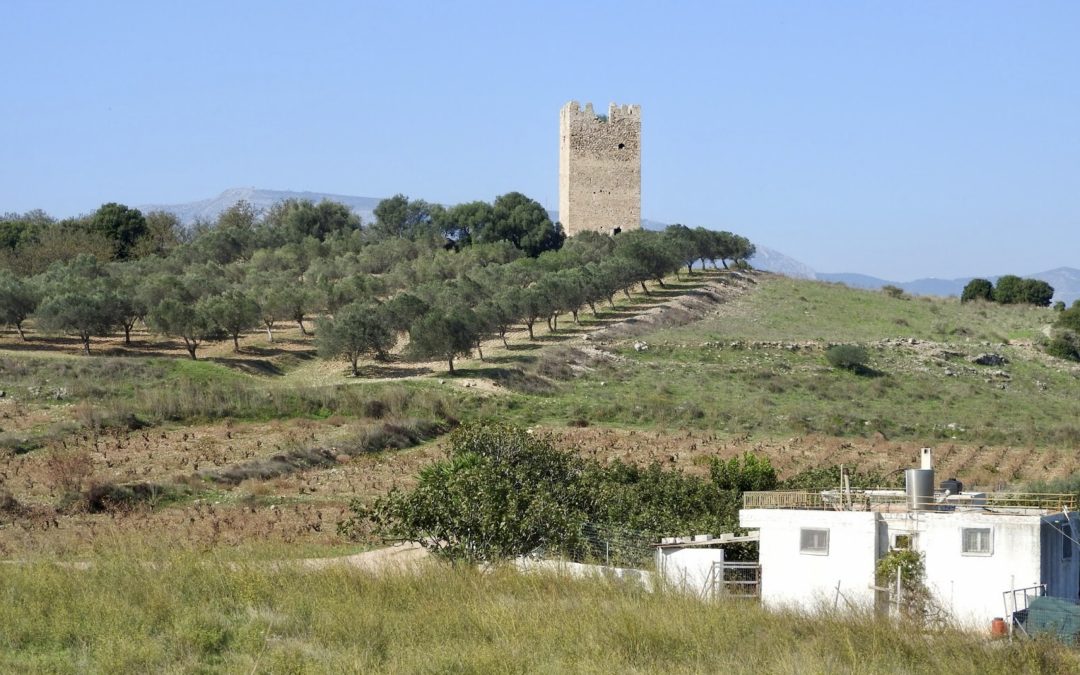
[961,527,993,556]
[799,527,830,556]
[1062,521,1073,560]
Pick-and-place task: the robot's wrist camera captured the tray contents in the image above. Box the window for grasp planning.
[1063,521,1073,560]
[961,527,993,556]
[893,534,912,550]
[800,528,830,555]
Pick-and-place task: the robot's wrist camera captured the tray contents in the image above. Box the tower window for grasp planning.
[618,143,625,149]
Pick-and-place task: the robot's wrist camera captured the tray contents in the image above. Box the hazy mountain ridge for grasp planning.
[139,188,382,226]
[819,268,1080,305]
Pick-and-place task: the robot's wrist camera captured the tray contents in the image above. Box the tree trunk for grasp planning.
[265,322,274,343]
[640,281,649,295]
[687,263,693,275]
[721,259,729,269]
[500,329,508,348]
[475,341,484,361]
[587,301,597,316]
[656,277,666,288]
[81,333,91,356]
[623,288,632,300]
[447,357,455,375]
[297,317,310,336]
[552,313,559,331]
[184,339,198,360]
[546,315,554,332]
[123,321,133,345]
[608,295,616,308]
[350,356,359,376]
[526,320,535,340]
[15,321,26,341]
[232,333,240,352]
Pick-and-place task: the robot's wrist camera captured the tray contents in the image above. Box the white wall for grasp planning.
[740,509,879,611]
[655,547,725,595]
[917,512,1042,628]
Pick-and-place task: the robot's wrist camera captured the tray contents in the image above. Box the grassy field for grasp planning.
[2,552,1076,674]
[2,271,1080,670]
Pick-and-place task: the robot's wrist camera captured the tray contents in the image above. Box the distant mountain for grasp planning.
[139,187,383,226]
[819,268,1080,306]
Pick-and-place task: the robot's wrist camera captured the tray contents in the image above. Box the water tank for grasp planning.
[940,478,963,496]
[905,468,935,511]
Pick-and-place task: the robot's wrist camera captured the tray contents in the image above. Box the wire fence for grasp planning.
[577,522,656,569]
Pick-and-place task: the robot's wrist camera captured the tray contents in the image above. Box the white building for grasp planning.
[739,449,1079,628]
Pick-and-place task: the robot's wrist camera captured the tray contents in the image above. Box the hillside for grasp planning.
[2,271,1079,559]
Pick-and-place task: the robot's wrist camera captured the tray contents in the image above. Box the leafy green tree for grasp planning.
[146,298,216,360]
[264,199,360,243]
[108,263,150,345]
[371,194,443,240]
[992,275,1025,304]
[613,230,681,291]
[36,289,122,355]
[363,424,599,562]
[0,271,38,339]
[1020,278,1054,307]
[961,278,993,303]
[132,211,185,258]
[316,302,396,375]
[438,201,495,244]
[475,192,564,257]
[202,289,261,352]
[88,203,147,259]
[408,306,479,374]
[380,293,429,337]
[0,209,52,252]
[664,224,700,275]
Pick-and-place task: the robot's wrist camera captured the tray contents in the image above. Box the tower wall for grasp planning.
[558,101,641,237]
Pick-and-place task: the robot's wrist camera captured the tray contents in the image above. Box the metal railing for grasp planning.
[742,490,1077,512]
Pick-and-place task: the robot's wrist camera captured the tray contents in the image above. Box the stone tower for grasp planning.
[558,101,641,237]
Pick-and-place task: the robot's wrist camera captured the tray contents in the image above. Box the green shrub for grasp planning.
[1046,331,1080,362]
[825,344,869,371]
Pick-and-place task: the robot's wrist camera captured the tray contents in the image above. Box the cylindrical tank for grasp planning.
[905,468,935,511]
[940,478,963,495]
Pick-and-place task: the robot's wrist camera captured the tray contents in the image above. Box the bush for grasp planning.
[1046,331,1080,362]
[881,285,905,299]
[825,344,869,371]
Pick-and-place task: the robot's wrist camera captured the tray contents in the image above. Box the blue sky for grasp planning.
[1,1,1077,279]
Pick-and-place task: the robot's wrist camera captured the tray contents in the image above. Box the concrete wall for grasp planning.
[655,547,725,595]
[740,509,880,611]
[558,101,641,237]
[913,512,1043,628]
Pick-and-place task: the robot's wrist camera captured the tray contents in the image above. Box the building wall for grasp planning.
[740,509,880,611]
[655,547,725,595]
[907,512,1044,628]
[558,101,641,237]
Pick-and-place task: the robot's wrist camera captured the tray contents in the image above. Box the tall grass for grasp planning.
[0,552,1073,673]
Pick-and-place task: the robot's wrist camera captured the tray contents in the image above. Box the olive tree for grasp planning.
[316,302,395,376]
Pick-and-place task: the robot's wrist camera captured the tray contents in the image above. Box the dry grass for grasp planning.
[0,554,1075,673]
